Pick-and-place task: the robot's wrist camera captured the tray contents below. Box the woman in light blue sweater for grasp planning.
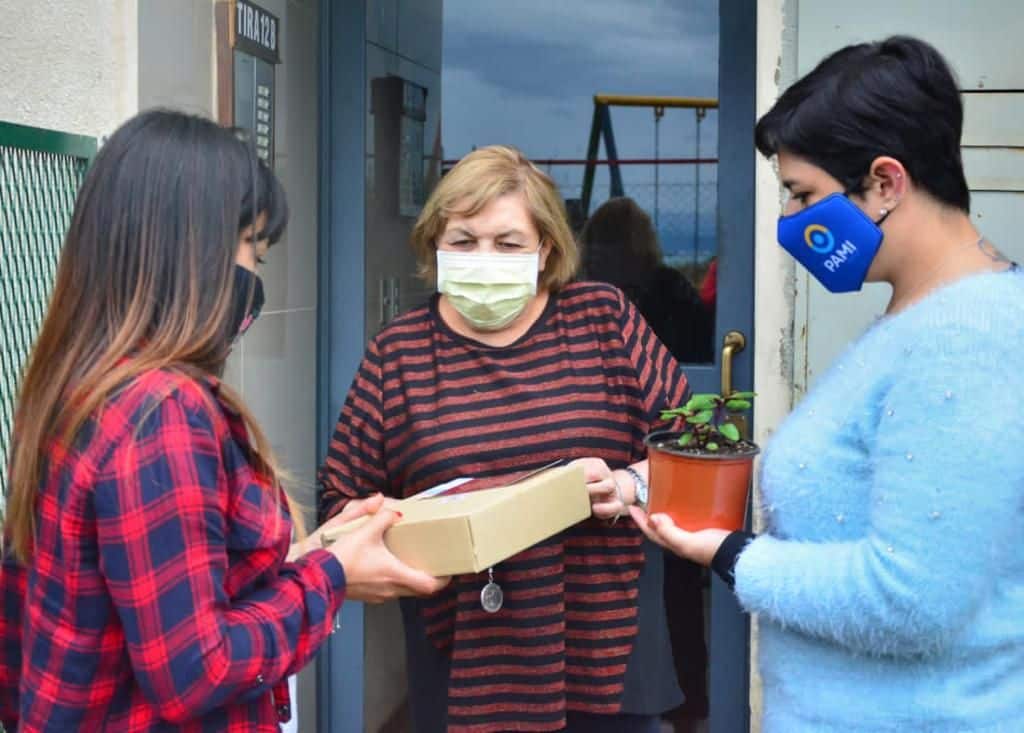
[629,36,1024,732]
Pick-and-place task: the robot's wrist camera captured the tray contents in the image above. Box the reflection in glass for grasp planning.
[580,196,715,364]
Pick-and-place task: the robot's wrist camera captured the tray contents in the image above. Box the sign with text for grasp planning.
[234,50,275,164]
[233,0,280,65]
[231,0,278,166]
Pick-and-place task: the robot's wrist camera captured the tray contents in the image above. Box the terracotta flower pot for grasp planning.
[644,430,760,532]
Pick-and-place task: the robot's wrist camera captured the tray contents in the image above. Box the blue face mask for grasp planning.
[777,193,888,293]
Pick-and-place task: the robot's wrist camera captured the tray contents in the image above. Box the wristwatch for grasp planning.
[624,466,649,510]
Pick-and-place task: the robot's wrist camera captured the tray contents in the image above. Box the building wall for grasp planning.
[0,0,138,137]
[750,5,792,730]
[137,0,215,117]
[2,2,321,730]
[752,0,796,515]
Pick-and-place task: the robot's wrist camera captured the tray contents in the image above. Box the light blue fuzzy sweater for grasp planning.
[736,270,1024,732]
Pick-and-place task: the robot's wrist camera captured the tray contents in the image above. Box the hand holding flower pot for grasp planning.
[644,391,759,531]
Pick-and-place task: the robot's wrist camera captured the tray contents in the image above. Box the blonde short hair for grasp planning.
[411,145,579,290]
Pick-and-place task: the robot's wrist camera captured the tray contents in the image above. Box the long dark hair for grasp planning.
[579,196,663,292]
[6,109,295,560]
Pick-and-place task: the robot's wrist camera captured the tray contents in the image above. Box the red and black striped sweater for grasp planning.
[319,282,688,732]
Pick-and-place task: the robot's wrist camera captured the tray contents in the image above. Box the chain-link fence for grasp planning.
[562,181,717,259]
[0,122,95,511]
[552,161,718,287]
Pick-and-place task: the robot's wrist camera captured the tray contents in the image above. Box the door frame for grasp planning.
[317,1,368,732]
[315,1,758,730]
[707,2,757,731]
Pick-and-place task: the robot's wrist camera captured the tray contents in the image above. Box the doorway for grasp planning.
[318,1,756,730]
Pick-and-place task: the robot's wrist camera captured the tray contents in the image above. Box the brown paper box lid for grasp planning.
[321,463,590,576]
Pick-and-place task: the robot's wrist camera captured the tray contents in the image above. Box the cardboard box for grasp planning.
[321,463,590,576]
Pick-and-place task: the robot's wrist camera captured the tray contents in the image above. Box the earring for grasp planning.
[879,208,889,217]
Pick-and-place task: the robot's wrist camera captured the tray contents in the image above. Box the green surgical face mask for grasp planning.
[436,250,540,331]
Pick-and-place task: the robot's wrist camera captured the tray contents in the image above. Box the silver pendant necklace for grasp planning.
[480,567,504,613]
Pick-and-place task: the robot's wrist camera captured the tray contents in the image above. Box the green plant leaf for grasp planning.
[730,391,757,400]
[687,410,714,425]
[719,423,741,442]
[677,432,694,447]
[687,394,719,410]
[706,442,719,451]
[725,399,752,411]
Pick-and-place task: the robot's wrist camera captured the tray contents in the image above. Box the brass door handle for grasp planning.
[721,330,746,397]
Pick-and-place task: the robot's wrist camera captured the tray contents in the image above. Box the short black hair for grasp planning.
[755,35,970,212]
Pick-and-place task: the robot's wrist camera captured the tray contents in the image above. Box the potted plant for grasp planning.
[644,391,759,531]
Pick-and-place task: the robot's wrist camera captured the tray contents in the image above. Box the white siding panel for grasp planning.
[801,279,890,387]
[964,148,1024,192]
[963,93,1024,148]
[972,192,1024,263]
[797,2,1024,90]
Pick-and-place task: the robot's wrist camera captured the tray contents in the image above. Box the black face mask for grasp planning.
[229,264,264,339]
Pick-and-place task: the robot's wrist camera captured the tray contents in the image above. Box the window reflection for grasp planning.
[580,196,715,363]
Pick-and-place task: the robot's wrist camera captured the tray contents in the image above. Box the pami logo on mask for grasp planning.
[778,193,882,293]
[805,224,857,272]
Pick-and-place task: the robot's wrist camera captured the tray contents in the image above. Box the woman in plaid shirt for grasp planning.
[0,110,444,732]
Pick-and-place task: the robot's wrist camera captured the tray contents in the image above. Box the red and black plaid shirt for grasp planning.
[0,370,345,731]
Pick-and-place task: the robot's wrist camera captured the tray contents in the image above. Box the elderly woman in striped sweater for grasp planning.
[318,145,692,733]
